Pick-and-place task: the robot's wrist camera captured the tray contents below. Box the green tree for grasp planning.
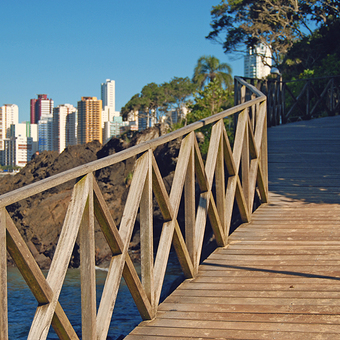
[140,82,167,116]
[281,19,340,78]
[193,55,232,90]
[206,0,339,66]
[121,83,167,123]
[187,78,234,155]
[162,77,196,124]
[121,78,197,127]
[121,93,143,120]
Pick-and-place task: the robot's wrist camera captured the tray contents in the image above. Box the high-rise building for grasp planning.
[4,123,37,167]
[244,44,272,79]
[0,104,19,152]
[53,104,77,153]
[101,79,120,128]
[38,115,53,152]
[0,104,19,164]
[30,94,54,124]
[101,79,115,110]
[77,97,102,144]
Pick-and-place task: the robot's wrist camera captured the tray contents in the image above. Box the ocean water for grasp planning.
[7,255,182,340]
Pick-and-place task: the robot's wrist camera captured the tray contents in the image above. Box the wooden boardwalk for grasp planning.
[125,116,340,339]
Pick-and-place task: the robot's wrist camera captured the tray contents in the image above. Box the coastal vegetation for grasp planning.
[207,0,339,68]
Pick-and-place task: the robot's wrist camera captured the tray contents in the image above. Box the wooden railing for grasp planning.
[0,76,268,340]
[238,75,340,127]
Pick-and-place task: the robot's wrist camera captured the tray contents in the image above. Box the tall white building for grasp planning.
[53,104,77,153]
[0,104,19,151]
[244,44,272,79]
[4,123,37,167]
[0,104,19,165]
[101,79,115,109]
[101,79,120,128]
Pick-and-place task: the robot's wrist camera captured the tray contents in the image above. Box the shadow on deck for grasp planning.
[125,115,340,339]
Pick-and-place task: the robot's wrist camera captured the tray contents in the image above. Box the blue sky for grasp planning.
[0,0,243,123]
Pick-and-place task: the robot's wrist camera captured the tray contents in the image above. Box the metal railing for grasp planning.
[0,76,268,340]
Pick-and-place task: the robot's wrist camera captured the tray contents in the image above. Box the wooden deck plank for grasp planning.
[128,327,339,339]
[125,116,340,339]
[133,318,340,333]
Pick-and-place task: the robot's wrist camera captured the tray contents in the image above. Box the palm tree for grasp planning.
[193,55,232,90]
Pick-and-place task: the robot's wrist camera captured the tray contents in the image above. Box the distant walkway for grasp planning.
[125,116,340,339]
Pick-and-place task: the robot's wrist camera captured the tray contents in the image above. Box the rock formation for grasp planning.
[3,124,183,269]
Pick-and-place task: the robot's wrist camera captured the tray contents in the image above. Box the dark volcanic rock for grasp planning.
[2,124,181,269]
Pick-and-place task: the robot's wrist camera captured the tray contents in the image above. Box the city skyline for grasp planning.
[0,1,243,123]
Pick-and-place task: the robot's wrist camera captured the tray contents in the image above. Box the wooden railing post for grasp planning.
[282,81,286,124]
[261,103,269,196]
[0,208,8,340]
[215,124,226,234]
[184,135,196,267]
[80,174,96,340]
[1,75,270,339]
[140,149,154,310]
[306,80,310,119]
[241,112,250,212]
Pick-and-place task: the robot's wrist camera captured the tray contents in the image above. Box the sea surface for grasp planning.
[7,254,182,340]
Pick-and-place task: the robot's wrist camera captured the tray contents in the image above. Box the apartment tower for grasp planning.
[30,94,54,124]
[53,104,77,153]
[77,97,102,144]
[101,79,120,128]
[0,104,19,151]
[244,44,272,79]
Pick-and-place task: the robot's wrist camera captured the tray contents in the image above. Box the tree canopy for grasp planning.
[281,19,340,78]
[120,77,196,124]
[192,55,232,89]
[207,0,340,66]
[120,56,235,130]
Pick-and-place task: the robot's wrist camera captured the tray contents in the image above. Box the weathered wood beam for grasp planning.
[140,150,154,309]
[80,174,96,340]
[0,209,8,340]
[96,153,149,340]
[28,174,91,340]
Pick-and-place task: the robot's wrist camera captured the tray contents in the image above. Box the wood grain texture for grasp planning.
[0,209,7,340]
[79,174,96,340]
[1,76,268,338]
[140,150,154,308]
[125,116,340,340]
[6,209,78,340]
[28,174,90,340]
[184,134,195,265]
[96,152,149,339]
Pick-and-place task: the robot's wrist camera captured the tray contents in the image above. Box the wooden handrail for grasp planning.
[0,77,268,340]
[238,75,340,126]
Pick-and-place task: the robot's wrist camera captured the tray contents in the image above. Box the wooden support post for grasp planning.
[140,150,154,309]
[80,174,96,340]
[306,80,310,119]
[0,208,8,340]
[215,129,226,235]
[241,114,250,213]
[96,153,148,339]
[330,78,334,114]
[282,81,286,124]
[261,105,269,198]
[184,135,196,266]
[28,175,90,340]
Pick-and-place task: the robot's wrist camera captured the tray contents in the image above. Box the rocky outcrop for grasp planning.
[3,124,183,269]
